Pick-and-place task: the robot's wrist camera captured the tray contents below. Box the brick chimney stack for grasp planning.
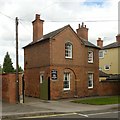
[32,14,44,42]
[76,22,88,40]
[97,38,103,48]
[116,34,120,43]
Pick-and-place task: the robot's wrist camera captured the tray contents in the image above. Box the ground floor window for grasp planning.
[88,73,93,89]
[40,74,44,83]
[63,73,70,90]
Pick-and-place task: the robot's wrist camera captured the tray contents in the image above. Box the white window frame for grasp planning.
[88,73,93,89]
[88,51,93,63]
[104,65,110,71]
[40,74,44,83]
[99,50,104,58]
[63,73,70,90]
[65,42,72,59]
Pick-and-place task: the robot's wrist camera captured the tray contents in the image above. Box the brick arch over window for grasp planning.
[63,68,77,95]
[64,68,76,79]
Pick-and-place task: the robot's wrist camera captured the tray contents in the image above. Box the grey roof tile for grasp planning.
[106,74,120,81]
[102,42,120,49]
[81,38,100,49]
[99,70,109,77]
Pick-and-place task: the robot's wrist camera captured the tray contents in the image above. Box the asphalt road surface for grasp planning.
[15,110,120,120]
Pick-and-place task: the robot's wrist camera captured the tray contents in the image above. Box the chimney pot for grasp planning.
[116,34,120,43]
[36,14,40,20]
[97,37,103,48]
[78,24,80,28]
[82,22,84,27]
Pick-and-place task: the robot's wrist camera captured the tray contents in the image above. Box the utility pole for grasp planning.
[16,17,19,103]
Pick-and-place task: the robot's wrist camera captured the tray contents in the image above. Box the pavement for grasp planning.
[1,96,119,119]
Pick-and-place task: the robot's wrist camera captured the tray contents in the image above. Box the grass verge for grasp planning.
[71,96,120,105]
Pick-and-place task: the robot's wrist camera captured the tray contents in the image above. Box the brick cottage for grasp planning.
[23,14,100,100]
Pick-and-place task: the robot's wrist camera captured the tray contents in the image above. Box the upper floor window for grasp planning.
[104,65,110,71]
[65,42,72,59]
[99,51,104,58]
[88,51,93,63]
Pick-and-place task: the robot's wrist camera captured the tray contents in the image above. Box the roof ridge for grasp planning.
[103,41,117,47]
[48,24,70,39]
[102,41,120,49]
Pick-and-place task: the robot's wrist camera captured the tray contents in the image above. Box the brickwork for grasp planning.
[98,81,120,96]
[24,66,50,98]
[24,40,50,69]
[1,73,22,103]
[32,14,44,42]
[76,23,88,40]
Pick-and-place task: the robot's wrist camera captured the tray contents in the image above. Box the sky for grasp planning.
[0,0,119,69]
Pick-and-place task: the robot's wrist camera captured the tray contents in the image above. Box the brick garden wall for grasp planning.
[98,80,120,96]
[1,73,22,103]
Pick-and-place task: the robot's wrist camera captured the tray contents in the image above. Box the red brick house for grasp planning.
[23,14,100,100]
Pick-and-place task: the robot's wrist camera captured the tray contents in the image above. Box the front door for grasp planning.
[40,77,50,100]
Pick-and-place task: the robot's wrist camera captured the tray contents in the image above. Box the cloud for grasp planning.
[0,0,119,68]
[83,0,108,7]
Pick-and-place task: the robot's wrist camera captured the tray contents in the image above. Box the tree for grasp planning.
[3,52,15,73]
[18,65,23,72]
[0,65,2,74]
[14,65,23,72]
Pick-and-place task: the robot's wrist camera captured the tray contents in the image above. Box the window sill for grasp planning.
[63,89,70,91]
[99,57,104,59]
[88,62,93,64]
[88,87,93,89]
[65,57,73,59]
[104,69,110,71]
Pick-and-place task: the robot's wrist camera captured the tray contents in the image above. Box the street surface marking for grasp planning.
[78,113,88,117]
[87,111,120,117]
[21,112,77,119]
[18,111,120,119]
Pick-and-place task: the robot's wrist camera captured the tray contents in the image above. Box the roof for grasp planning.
[99,70,120,81]
[106,74,120,81]
[23,24,98,49]
[99,70,109,77]
[81,39,100,49]
[23,25,70,48]
[102,42,120,50]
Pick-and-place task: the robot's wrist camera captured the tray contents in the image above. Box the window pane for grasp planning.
[64,81,69,88]
[88,80,92,87]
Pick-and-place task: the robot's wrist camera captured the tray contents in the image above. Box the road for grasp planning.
[15,110,120,120]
